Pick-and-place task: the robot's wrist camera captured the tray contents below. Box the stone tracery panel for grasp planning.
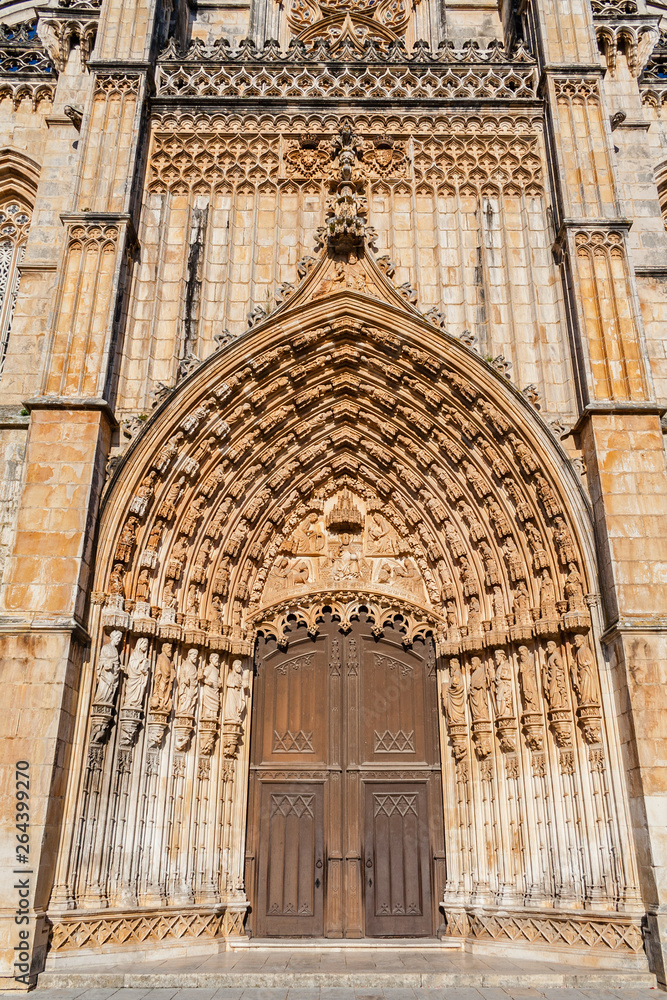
[121,110,573,425]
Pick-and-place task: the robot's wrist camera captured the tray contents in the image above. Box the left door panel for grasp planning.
[256,781,324,937]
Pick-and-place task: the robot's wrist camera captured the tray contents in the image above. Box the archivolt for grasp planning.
[96,282,594,658]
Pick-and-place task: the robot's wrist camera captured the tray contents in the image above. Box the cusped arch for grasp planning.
[97,255,595,660]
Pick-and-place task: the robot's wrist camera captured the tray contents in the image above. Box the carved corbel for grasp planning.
[173,714,195,752]
[471,720,493,759]
[118,708,143,750]
[147,709,170,749]
[89,704,115,747]
[521,713,544,751]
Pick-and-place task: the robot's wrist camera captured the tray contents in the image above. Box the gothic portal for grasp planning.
[248,618,444,939]
[1,0,667,985]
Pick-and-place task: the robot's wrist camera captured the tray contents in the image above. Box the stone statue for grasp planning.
[479,542,500,586]
[167,536,189,579]
[122,636,150,710]
[525,522,549,571]
[571,634,599,707]
[295,512,326,553]
[150,642,175,712]
[504,537,525,582]
[135,567,151,603]
[493,649,513,718]
[115,517,138,562]
[539,569,556,612]
[443,658,466,725]
[517,645,540,714]
[553,516,576,567]
[513,579,531,618]
[459,556,478,597]
[176,648,199,716]
[186,583,200,615]
[108,563,125,596]
[223,659,250,725]
[94,631,123,705]
[162,579,177,609]
[146,520,164,553]
[543,640,568,711]
[468,656,491,722]
[564,565,585,607]
[199,652,222,721]
[466,595,482,633]
[443,519,465,558]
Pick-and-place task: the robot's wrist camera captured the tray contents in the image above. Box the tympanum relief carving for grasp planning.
[263,490,428,607]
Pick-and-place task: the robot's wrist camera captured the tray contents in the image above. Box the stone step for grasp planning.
[38,970,658,990]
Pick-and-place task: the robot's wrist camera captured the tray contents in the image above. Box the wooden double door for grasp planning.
[246,616,446,938]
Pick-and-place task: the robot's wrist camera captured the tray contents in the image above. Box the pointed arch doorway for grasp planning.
[245,613,446,938]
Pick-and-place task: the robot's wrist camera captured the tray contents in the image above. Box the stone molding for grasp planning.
[443,907,644,954]
[48,905,246,951]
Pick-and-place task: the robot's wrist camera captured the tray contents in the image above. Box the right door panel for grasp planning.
[364,781,433,937]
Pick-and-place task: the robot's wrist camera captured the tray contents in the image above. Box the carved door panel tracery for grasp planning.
[247,615,444,938]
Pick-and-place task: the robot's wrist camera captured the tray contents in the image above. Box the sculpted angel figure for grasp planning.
[442,657,466,726]
[176,647,199,717]
[517,645,540,714]
[94,630,123,705]
[150,642,175,713]
[199,652,222,721]
[571,634,599,707]
[223,659,251,726]
[122,637,150,710]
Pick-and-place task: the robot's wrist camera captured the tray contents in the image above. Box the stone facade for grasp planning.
[0,0,667,986]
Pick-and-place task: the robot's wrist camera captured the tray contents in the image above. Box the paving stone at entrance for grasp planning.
[3,986,662,1000]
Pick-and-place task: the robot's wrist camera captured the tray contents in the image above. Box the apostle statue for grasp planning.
[176,647,199,717]
[571,634,599,707]
[542,641,568,711]
[468,656,491,723]
[199,652,222,721]
[150,642,176,713]
[442,658,466,726]
[493,648,513,719]
[122,636,151,710]
[517,645,540,714]
[94,630,123,705]
[223,659,251,726]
